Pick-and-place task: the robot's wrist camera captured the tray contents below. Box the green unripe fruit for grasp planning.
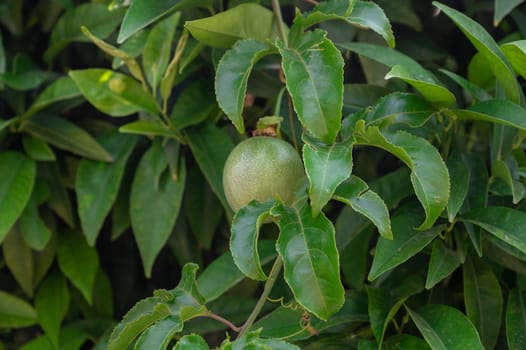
[223,136,304,212]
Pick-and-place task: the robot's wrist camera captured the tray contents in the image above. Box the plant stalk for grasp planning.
[271,0,288,47]
[237,256,283,338]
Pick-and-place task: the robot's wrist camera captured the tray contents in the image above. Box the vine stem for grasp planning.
[237,256,284,338]
[203,310,241,332]
[271,0,288,47]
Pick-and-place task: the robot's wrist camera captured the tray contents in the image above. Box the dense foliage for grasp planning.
[1,0,526,349]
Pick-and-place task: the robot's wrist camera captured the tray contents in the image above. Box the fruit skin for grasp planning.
[223,136,304,212]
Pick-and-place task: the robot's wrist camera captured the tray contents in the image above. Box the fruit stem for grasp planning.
[237,256,283,338]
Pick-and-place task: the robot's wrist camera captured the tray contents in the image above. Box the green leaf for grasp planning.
[494,0,524,25]
[174,334,209,349]
[131,141,186,277]
[303,135,354,217]
[22,134,56,162]
[171,78,217,130]
[230,200,275,281]
[354,122,450,230]
[278,30,344,143]
[39,163,75,227]
[3,227,35,296]
[19,185,52,250]
[108,297,171,350]
[26,76,82,117]
[0,290,37,328]
[459,207,526,255]
[69,69,160,117]
[368,212,443,281]
[502,40,526,79]
[184,123,235,213]
[196,241,276,302]
[439,69,492,103]
[446,153,470,222]
[0,54,52,90]
[463,255,503,350]
[454,99,526,131]
[117,0,212,43]
[492,159,525,204]
[348,92,435,129]
[299,0,355,28]
[185,3,276,48]
[0,151,36,242]
[57,231,100,304]
[35,272,70,349]
[385,65,456,106]
[338,42,437,84]
[348,0,395,48]
[425,240,460,289]
[382,334,431,350]
[44,3,123,62]
[368,287,407,346]
[215,39,269,133]
[506,289,526,350]
[119,120,179,138]
[143,12,180,92]
[333,176,392,239]
[407,304,484,350]
[134,316,182,350]
[433,1,520,103]
[272,202,345,320]
[76,132,137,245]
[25,114,113,162]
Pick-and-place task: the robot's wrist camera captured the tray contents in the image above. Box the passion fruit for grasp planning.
[222,136,304,212]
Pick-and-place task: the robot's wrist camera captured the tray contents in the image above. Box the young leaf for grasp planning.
[133,316,182,350]
[44,3,123,62]
[433,1,520,103]
[446,153,470,222]
[278,30,344,144]
[354,122,450,230]
[300,0,355,28]
[143,12,180,92]
[25,114,113,162]
[230,200,275,281]
[454,99,526,131]
[35,272,70,349]
[76,132,137,245]
[69,69,160,117]
[333,176,392,239]
[184,123,235,213]
[131,141,186,277]
[117,0,212,43]
[185,3,276,48]
[119,120,179,138]
[425,240,460,289]
[0,290,37,328]
[0,151,36,242]
[506,288,526,349]
[57,230,100,304]
[459,206,526,255]
[501,40,526,79]
[348,0,395,48]
[303,135,353,217]
[174,334,209,349]
[368,212,443,281]
[407,304,484,350]
[215,39,269,133]
[272,202,345,320]
[385,65,456,106]
[463,255,503,350]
